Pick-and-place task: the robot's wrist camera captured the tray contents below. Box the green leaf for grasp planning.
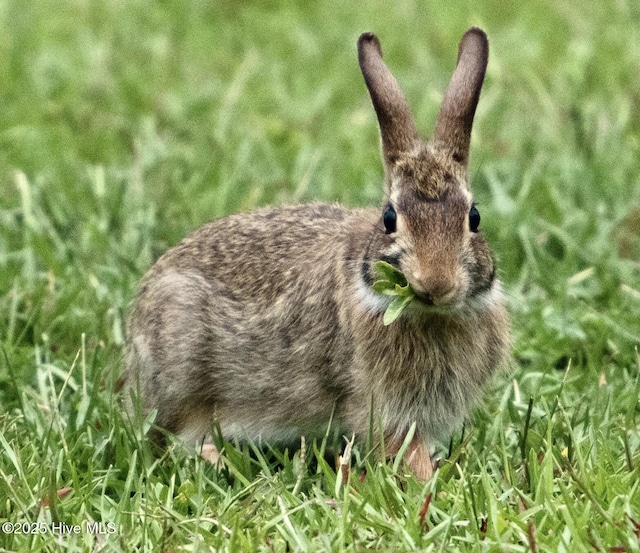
[394,283,413,296]
[373,280,397,295]
[373,261,416,324]
[383,294,415,325]
[374,261,408,286]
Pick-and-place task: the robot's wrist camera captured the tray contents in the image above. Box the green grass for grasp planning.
[1,0,640,551]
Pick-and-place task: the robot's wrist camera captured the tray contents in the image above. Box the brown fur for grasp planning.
[124,28,510,479]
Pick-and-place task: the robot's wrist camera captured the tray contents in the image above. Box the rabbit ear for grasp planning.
[434,27,488,166]
[358,33,419,164]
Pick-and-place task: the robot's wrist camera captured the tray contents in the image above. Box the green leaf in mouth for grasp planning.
[373,261,416,325]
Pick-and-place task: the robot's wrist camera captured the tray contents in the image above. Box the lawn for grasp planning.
[1,0,639,551]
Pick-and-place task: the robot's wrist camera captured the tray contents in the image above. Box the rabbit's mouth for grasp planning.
[410,288,468,314]
[409,280,461,308]
[412,292,451,313]
[413,292,435,307]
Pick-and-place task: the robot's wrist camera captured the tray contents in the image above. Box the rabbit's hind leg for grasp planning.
[126,270,227,439]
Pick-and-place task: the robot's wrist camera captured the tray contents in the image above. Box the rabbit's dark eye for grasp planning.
[469,204,481,232]
[383,203,397,234]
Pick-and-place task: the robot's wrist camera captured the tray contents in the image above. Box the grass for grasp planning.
[1,0,639,551]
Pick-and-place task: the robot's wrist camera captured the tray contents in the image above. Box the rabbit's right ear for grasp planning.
[358,33,419,165]
[433,28,489,167]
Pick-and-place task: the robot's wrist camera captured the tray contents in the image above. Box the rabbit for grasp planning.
[124,27,510,480]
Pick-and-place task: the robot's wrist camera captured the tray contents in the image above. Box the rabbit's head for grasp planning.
[359,28,497,312]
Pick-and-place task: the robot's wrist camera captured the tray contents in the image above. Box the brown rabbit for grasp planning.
[124,28,510,480]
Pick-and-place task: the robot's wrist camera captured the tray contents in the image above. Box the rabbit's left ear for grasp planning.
[433,27,489,167]
[358,33,419,165]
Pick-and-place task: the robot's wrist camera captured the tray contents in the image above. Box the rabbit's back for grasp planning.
[147,204,371,301]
